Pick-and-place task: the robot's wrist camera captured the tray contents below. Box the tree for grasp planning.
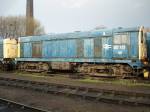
[0,16,45,38]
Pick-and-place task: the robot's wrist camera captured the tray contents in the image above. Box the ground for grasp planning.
[0,72,150,112]
[0,86,150,112]
[0,72,150,93]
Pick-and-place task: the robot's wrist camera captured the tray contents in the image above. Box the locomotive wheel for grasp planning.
[112,64,133,78]
[39,62,50,71]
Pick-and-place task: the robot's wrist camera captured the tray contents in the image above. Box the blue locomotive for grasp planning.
[0,26,150,78]
[15,26,150,78]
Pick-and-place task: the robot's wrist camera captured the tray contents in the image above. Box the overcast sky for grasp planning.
[0,0,150,33]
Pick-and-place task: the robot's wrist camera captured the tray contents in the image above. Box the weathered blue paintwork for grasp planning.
[84,39,94,57]
[146,32,150,61]
[102,37,112,58]
[113,44,128,58]
[113,27,140,33]
[17,27,147,69]
[130,32,139,58]
[19,30,112,42]
[22,43,32,58]
[43,40,77,58]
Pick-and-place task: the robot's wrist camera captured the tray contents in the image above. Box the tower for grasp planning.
[26,0,34,36]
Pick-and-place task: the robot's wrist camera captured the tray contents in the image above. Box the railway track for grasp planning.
[0,97,50,112]
[0,77,150,107]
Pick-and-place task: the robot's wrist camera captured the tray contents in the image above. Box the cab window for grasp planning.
[114,33,129,44]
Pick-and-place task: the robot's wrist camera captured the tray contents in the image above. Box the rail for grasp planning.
[0,77,149,107]
[0,97,50,112]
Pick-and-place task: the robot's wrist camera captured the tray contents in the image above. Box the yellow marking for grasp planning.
[17,38,21,58]
[3,38,18,58]
[143,69,149,79]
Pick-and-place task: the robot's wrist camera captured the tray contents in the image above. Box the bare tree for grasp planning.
[0,16,45,38]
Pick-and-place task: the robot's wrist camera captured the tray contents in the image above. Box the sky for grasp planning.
[0,0,150,33]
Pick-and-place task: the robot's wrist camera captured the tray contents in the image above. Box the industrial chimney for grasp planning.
[26,0,34,36]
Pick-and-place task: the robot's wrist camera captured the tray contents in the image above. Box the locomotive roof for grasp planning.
[19,27,140,42]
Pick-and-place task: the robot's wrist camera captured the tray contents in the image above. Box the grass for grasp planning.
[79,78,150,87]
[14,71,47,78]
[0,71,150,87]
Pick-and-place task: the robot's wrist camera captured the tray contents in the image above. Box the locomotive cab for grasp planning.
[139,27,148,63]
[139,27,150,79]
[3,38,18,70]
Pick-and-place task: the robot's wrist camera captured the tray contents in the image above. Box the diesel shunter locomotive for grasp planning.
[0,26,150,78]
